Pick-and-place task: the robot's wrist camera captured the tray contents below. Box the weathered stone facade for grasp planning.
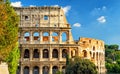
[15,6,105,74]
[0,62,9,74]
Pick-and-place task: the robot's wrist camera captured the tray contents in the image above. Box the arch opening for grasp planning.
[24,49,29,58]
[43,49,49,58]
[52,49,58,58]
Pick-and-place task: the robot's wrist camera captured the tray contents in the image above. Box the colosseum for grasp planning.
[15,6,106,74]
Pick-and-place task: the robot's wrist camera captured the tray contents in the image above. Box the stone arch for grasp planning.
[43,66,49,74]
[43,32,49,42]
[52,66,58,74]
[24,32,30,41]
[24,66,29,74]
[93,46,95,51]
[43,49,49,58]
[82,50,87,57]
[62,32,67,42]
[62,66,66,74]
[33,32,40,40]
[90,51,92,57]
[52,49,58,58]
[93,52,95,59]
[52,32,58,42]
[96,52,98,60]
[24,49,29,58]
[33,49,39,58]
[62,49,67,58]
[33,66,39,74]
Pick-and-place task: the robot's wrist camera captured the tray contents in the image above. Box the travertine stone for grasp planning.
[15,6,106,74]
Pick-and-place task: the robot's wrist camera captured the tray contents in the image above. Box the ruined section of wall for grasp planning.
[0,62,9,74]
[78,37,105,74]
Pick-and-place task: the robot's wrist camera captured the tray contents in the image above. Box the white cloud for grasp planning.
[97,16,106,23]
[91,6,107,16]
[73,23,81,27]
[102,6,107,11]
[52,5,59,7]
[30,5,36,7]
[11,1,22,7]
[62,6,71,15]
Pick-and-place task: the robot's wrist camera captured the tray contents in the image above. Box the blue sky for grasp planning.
[10,0,120,46]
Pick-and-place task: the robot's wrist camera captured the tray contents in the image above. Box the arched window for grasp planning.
[33,66,39,74]
[16,66,20,74]
[93,52,95,59]
[62,49,67,58]
[83,50,87,57]
[24,66,29,74]
[43,49,49,58]
[52,49,58,58]
[52,32,58,42]
[43,32,49,42]
[90,51,92,57]
[24,49,29,58]
[33,32,40,40]
[96,52,98,60]
[52,66,58,74]
[93,46,95,51]
[62,66,66,74]
[62,32,67,42]
[43,66,49,74]
[33,49,39,58]
[24,32,30,41]
[43,32,49,36]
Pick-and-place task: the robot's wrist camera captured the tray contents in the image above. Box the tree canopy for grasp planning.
[0,0,20,74]
[0,0,19,61]
[66,57,98,74]
[105,44,120,73]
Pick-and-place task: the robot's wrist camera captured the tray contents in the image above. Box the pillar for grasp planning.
[49,65,52,74]
[59,32,62,44]
[50,31,52,43]
[68,48,71,58]
[30,31,33,44]
[20,66,23,74]
[59,65,62,72]
[49,48,52,61]
[40,31,43,43]
[40,66,42,74]
[59,48,62,61]
[30,48,33,61]
[30,67,32,74]
[40,48,42,61]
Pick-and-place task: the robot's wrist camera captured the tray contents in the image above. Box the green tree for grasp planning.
[66,57,98,74]
[0,0,20,74]
[0,0,19,61]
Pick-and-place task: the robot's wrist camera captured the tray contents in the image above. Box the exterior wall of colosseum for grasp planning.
[15,6,105,74]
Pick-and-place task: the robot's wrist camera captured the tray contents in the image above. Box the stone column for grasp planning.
[30,67,32,74]
[49,48,52,61]
[49,31,52,43]
[40,48,43,61]
[40,66,42,74]
[59,32,62,44]
[30,31,33,44]
[49,65,52,74]
[30,48,33,61]
[59,48,62,61]
[68,48,71,58]
[40,31,43,43]
[20,65,23,74]
[59,65,62,72]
